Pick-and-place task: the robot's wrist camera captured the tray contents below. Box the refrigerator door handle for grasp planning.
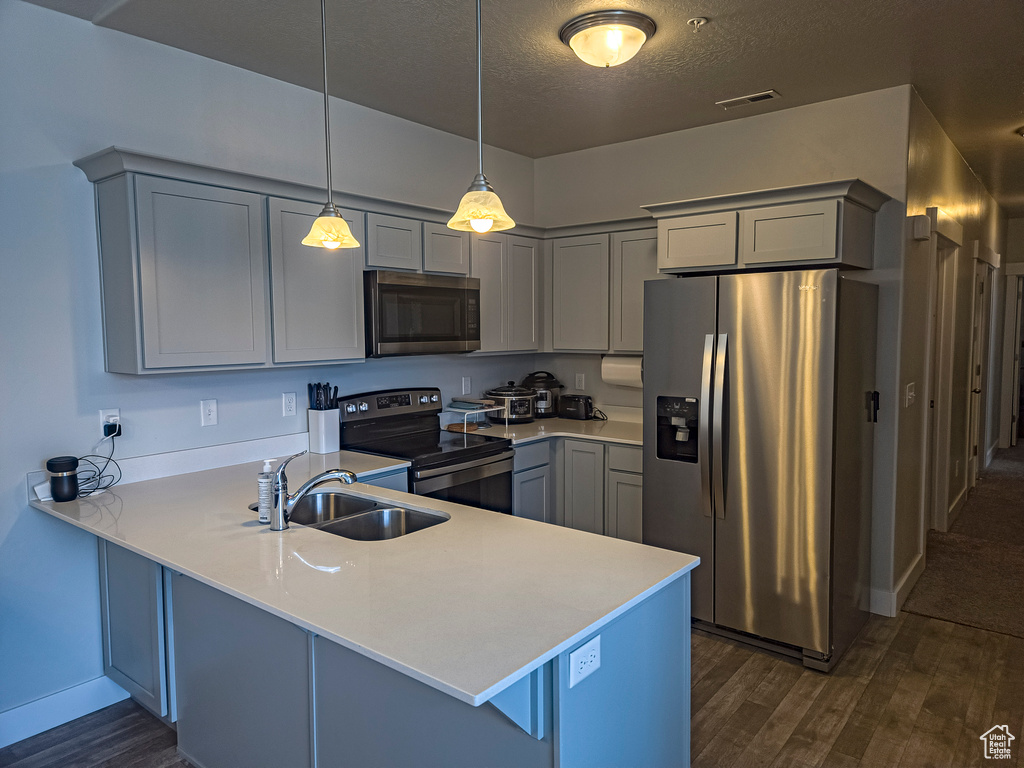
[700,334,715,518]
[712,333,728,519]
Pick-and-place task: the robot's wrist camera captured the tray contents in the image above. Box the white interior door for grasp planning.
[926,209,964,534]
[967,261,985,487]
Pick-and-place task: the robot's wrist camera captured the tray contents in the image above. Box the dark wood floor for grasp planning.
[3,613,1021,767]
[692,613,1024,768]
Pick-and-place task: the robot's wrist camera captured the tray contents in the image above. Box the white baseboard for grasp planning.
[0,676,128,749]
[870,552,926,618]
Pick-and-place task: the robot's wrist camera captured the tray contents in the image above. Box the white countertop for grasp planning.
[32,450,695,707]
[477,417,643,446]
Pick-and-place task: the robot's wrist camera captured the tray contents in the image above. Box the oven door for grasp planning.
[411,451,514,515]
[365,271,481,357]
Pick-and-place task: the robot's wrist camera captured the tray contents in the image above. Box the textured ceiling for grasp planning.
[25,0,1024,216]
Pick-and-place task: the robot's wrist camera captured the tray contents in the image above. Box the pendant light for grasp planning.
[302,0,360,249]
[447,0,515,234]
[559,10,656,68]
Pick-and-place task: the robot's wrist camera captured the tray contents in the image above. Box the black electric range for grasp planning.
[338,388,514,513]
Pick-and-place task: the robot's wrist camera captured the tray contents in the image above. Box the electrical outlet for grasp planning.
[200,399,218,427]
[282,392,297,417]
[99,409,121,438]
[568,635,601,688]
[575,373,585,390]
[462,376,472,395]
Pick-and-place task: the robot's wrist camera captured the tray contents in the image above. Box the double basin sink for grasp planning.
[284,492,449,541]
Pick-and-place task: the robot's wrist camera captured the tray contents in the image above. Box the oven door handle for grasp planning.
[412,454,515,494]
[412,450,516,481]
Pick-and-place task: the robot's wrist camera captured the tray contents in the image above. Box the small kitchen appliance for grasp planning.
[520,371,564,418]
[483,382,536,424]
[559,394,594,420]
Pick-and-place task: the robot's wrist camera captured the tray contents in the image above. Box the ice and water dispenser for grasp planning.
[655,396,699,462]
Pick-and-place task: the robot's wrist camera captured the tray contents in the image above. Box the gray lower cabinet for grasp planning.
[605,470,643,542]
[171,573,313,768]
[610,229,662,353]
[98,540,174,721]
[551,235,610,351]
[562,439,605,534]
[514,440,552,522]
[471,233,540,352]
[268,197,365,363]
[94,174,269,373]
[514,465,552,523]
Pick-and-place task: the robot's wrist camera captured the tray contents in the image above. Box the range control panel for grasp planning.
[338,388,442,422]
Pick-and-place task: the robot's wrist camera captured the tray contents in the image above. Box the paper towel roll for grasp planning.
[601,356,643,388]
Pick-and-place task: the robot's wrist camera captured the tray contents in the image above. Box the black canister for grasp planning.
[47,456,79,502]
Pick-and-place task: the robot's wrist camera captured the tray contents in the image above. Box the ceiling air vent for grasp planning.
[715,90,781,110]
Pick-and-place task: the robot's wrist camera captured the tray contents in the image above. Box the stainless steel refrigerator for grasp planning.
[642,268,876,670]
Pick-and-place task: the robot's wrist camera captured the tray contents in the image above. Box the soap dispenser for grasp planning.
[257,459,275,524]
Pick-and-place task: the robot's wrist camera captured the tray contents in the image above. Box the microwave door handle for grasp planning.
[712,333,728,520]
[700,334,715,519]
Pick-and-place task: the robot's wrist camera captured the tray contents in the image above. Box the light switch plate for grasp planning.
[200,399,218,427]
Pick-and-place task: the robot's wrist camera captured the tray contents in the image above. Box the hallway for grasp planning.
[903,441,1024,638]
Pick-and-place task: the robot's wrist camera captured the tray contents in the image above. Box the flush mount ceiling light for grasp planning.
[559,10,657,68]
[302,0,360,249]
[448,0,515,234]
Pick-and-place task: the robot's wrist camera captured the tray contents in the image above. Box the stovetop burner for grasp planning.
[337,387,510,470]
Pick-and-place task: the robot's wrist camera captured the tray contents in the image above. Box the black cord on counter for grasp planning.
[78,435,122,497]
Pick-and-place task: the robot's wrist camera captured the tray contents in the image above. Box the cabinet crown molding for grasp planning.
[642,179,890,219]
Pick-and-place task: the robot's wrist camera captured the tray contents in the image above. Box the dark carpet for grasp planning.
[903,442,1024,638]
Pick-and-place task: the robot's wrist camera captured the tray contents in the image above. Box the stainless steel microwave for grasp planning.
[364,270,481,357]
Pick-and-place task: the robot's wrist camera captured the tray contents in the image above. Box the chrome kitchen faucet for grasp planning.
[271,450,357,531]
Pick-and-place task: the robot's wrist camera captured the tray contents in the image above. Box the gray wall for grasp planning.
[893,91,1008,596]
[0,0,536,718]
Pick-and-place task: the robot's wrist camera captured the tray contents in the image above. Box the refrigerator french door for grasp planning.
[643,268,876,668]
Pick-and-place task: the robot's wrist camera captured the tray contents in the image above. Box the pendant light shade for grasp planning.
[301,202,360,249]
[303,0,360,249]
[447,0,514,234]
[448,175,515,233]
[559,10,656,68]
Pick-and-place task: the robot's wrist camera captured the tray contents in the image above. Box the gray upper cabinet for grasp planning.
[552,234,610,351]
[507,236,540,351]
[644,179,889,275]
[470,233,539,352]
[610,229,662,353]
[657,211,737,272]
[268,198,365,363]
[423,222,470,275]
[96,174,268,373]
[366,213,423,271]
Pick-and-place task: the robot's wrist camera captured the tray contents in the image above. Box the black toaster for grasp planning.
[559,394,594,420]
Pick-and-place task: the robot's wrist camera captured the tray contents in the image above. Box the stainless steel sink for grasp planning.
[317,507,449,541]
[287,492,379,526]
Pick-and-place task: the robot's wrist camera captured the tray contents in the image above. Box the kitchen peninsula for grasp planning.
[32,454,697,768]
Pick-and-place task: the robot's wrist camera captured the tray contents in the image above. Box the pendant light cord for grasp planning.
[476,0,484,177]
[321,0,332,199]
